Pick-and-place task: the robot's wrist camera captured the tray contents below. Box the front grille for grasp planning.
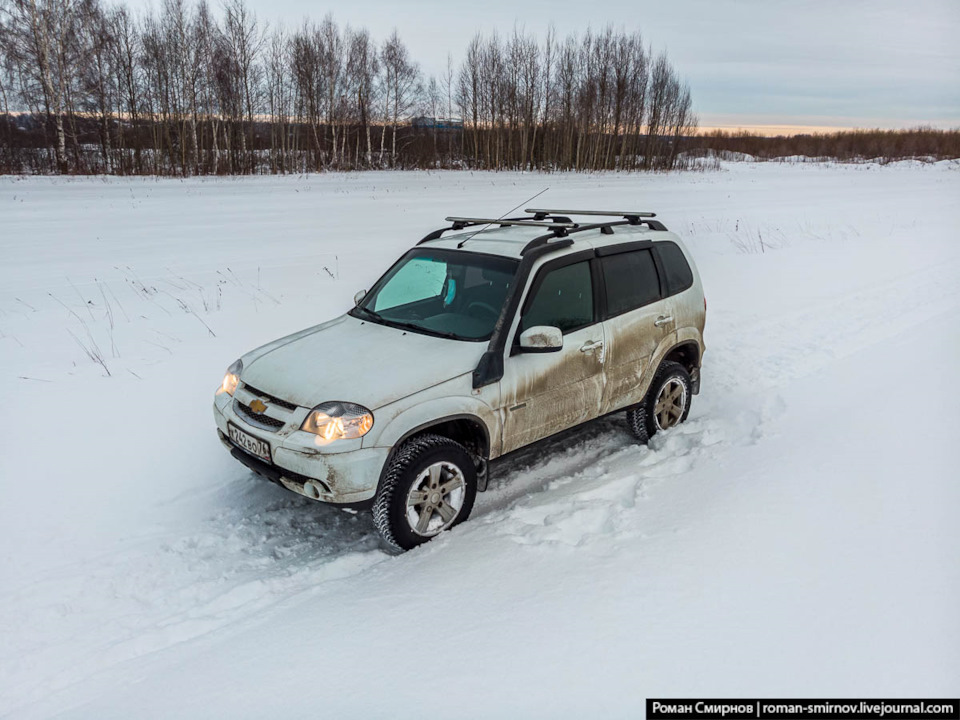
[234,400,286,432]
[242,383,298,412]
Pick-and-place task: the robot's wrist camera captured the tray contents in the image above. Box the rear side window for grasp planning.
[600,249,661,317]
[656,242,694,296]
[521,261,594,333]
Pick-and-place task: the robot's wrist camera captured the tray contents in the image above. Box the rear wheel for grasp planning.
[373,434,477,552]
[626,361,692,444]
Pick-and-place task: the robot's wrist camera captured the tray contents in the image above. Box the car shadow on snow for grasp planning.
[204,477,383,564]
[482,414,637,511]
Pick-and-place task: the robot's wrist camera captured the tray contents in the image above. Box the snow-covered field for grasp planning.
[1,162,958,718]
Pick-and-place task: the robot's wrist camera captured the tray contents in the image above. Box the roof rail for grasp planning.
[521,220,635,255]
[527,208,656,225]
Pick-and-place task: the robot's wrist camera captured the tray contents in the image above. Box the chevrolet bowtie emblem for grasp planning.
[249,398,267,414]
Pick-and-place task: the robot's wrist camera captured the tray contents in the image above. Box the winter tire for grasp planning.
[626,361,692,444]
[373,434,478,552]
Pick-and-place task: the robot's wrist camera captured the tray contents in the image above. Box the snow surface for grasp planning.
[1,161,959,718]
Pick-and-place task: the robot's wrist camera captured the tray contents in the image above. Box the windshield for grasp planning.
[351,248,519,341]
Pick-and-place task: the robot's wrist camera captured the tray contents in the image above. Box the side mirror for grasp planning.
[519,325,563,353]
[353,289,367,306]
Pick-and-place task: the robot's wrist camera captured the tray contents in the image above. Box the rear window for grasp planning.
[600,249,661,317]
[656,242,694,296]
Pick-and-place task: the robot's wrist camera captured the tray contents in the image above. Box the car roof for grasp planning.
[422,223,677,260]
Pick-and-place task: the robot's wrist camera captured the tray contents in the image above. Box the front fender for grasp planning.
[365,395,499,454]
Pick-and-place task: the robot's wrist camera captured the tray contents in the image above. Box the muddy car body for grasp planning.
[214,209,706,550]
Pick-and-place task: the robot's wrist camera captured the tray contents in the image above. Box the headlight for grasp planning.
[301,401,374,440]
[218,359,242,396]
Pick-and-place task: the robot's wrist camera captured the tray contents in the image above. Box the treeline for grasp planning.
[694,127,960,162]
[0,0,697,175]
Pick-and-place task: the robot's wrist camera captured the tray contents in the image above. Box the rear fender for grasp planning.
[635,329,704,405]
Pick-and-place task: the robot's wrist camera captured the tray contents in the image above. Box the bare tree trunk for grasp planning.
[0,13,699,176]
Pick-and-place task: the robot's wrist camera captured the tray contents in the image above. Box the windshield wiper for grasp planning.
[354,306,470,341]
[385,319,466,341]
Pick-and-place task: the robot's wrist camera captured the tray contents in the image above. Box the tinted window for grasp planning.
[601,249,661,316]
[521,261,594,333]
[656,242,694,296]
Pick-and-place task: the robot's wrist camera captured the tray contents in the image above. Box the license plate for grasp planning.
[228,422,271,462]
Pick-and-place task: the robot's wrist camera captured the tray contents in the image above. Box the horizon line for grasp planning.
[696,123,960,137]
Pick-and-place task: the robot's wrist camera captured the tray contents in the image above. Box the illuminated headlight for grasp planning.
[301,401,374,440]
[218,359,242,396]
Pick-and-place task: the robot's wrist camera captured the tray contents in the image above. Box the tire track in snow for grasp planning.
[709,257,960,395]
[474,402,775,549]
[0,487,389,713]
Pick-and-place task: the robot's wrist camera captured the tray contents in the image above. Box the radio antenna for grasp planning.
[457,187,550,248]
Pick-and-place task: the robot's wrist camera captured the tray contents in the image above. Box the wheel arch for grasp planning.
[658,340,702,394]
[663,340,701,371]
[392,414,491,460]
[374,412,492,496]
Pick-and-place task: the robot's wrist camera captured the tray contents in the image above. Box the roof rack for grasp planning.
[418,216,576,246]
[417,210,666,247]
[526,208,656,224]
[445,217,576,234]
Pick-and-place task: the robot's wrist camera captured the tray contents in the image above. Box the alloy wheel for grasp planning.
[653,377,687,431]
[405,461,466,537]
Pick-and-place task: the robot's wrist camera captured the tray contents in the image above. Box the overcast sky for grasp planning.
[131,0,959,132]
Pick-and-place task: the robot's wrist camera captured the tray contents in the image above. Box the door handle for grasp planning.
[654,315,674,327]
[580,340,604,353]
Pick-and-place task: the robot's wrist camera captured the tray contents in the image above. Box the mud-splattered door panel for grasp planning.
[499,324,606,454]
[599,301,669,414]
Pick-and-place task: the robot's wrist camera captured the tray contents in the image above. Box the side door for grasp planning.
[498,255,605,455]
[597,244,671,415]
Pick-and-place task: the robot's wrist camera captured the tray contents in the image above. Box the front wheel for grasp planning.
[373,434,478,552]
[626,361,692,444]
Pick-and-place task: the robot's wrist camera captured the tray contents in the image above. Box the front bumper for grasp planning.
[214,393,387,505]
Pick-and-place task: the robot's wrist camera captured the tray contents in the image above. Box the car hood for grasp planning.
[239,314,486,410]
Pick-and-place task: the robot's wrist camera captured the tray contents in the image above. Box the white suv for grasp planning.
[213,209,706,551]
